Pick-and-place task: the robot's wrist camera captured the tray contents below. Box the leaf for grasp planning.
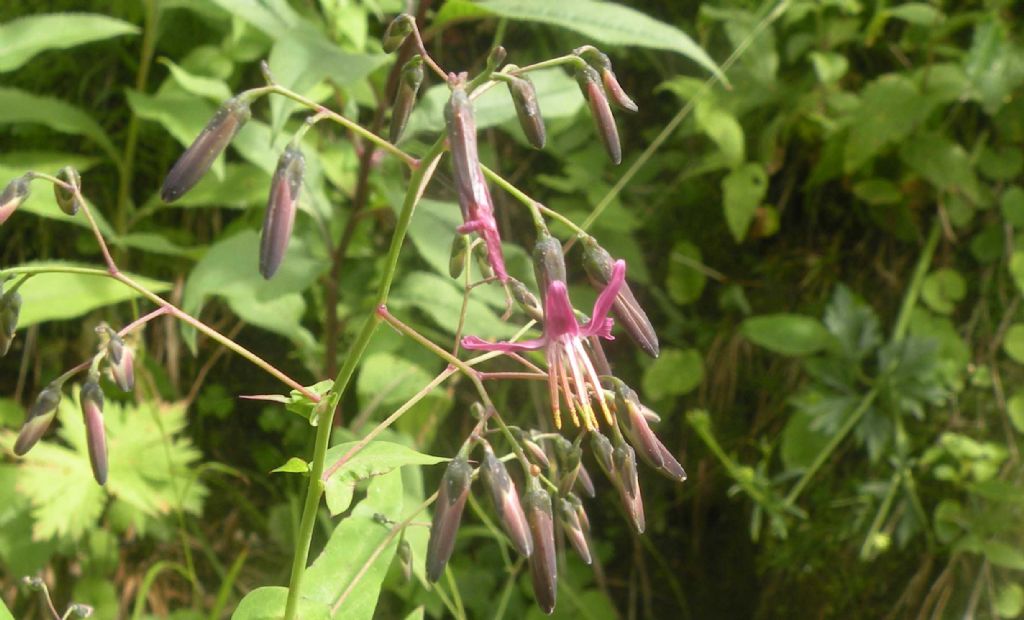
[695,102,745,169]
[157,58,233,101]
[323,441,445,515]
[0,13,139,73]
[722,162,767,242]
[126,89,224,177]
[391,271,518,340]
[781,408,830,470]
[1008,391,1024,434]
[232,587,330,620]
[1001,187,1024,227]
[642,348,704,400]
[284,380,334,425]
[0,600,11,620]
[809,51,849,84]
[0,87,118,161]
[920,269,966,315]
[1003,324,1024,364]
[271,457,309,474]
[2,262,170,327]
[885,3,945,25]
[441,0,725,84]
[899,133,982,204]
[843,74,926,174]
[996,583,1024,619]
[983,539,1024,571]
[852,179,902,206]
[742,314,832,356]
[666,240,706,305]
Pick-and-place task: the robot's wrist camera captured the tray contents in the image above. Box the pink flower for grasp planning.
[463,260,627,429]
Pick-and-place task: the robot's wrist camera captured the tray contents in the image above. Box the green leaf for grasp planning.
[899,132,982,204]
[920,269,966,315]
[0,13,139,73]
[666,240,706,305]
[843,74,925,173]
[885,3,944,25]
[323,441,445,516]
[157,58,233,101]
[271,457,309,474]
[1003,324,1024,364]
[2,262,170,327]
[995,583,1024,619]
[722,162,767,242]
[0,599,12,620]
[695,102,744,169]
[232,587,330,620]
[284,380,334,425]
[781,408,830,470]
[642,348,704,400]
[1007,391,1024,434]
[983,539,1024,571]
[742,314,832,356]
[446,0,726,84]
[391,271,518,340]
[852,179,902,206]
[978,147,1024,181]
[809,51,848,84]
[0,87,118,161]
[1001,187,1024,227]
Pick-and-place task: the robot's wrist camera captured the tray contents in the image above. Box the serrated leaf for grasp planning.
[0,87,118,161]
[0,13,139,73]
[722,162,767,242]
[323,441,445,516]
[742,314,832,356]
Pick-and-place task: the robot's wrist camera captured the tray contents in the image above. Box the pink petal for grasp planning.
[582,259,626,338]
[462,335,545,352]
[544,281,580,339]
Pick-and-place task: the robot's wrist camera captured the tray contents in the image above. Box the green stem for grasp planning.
[282,139,446,620]
[859,469,901,560]
[892,220,941,342]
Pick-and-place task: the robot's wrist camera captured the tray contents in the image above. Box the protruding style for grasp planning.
[260,146,305,279]
[80,380,108,485]
[389,55,424,144]
[575,65,621,165]
[54,166,82,216]
[581,236,659,357]
[524,480,557,614]
[480,442,533,557]
[0,174,31,225]
[426,453,473,582]
[14,383,62,456]
[161,96,251,202]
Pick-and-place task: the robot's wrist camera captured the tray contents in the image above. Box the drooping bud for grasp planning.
[575,64,621,165]
[426,453,473,582]
[259,146,305,279]
[513,428,550,469]
[444,82,482,221]
[581,236,659,357]
[610,378,686,481]
[14,383,62,456]
[552,436,582,496]
[382,14,414,53]
[449,234,468,279]
[398,539,413,582]
[509,278,544,322]
[532,230,566,301]
[590,431,615,477]
[558,497,592,564]
[54,166,82,216]
[107,335,135,392]
[524,479,557,614]
[480,442,533,557]
[0,174,31,225]
[389,55,425,144]
[161,96,252,202]
[577,49,637,113]
[80,380,108,485]
[487,46,507,70]
[1,287,22,357]
[576,463,596,498]
[472,241,495,280]
[569,493,590,532]
[506,75,546,149]
[613,439,645,533]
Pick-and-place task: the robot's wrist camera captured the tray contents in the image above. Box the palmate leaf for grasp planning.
[0,388,207,542]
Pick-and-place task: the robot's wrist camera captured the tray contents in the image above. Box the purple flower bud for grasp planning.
[449,234,468,279]
[558,497,592,564]
[552,437,582,496]
[575,64,621,165]
[108,336,135,393]
[569,493,590,532]
[576,463,596,498]
[260,146,305,279]
[590,431,614,476]
[581,236,659,358]
[1,288,22,357]
[0,174,31,225]
[426,454,473,582]
[389,56,424,144]
[613,440,645,534]
[611,380,686,482]
[514,429,551,469]
[481,443,533,557]
[524,481,557,614]
[507,75,546,149]
[532,231,566,302]
[382,14,414,53]
[80,381,108,485]
[161,96,251,203]
[487,46,508,69]
[54,166,82,216]
[14,384,62,456]
[510,278,544,322]
[577,49,637,113]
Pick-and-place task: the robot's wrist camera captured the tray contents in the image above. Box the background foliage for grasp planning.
[2,0,1024,618]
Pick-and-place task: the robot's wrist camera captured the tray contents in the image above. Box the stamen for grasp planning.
[564,342,597,430]
[575,339,614,426]
[557,347,581,427]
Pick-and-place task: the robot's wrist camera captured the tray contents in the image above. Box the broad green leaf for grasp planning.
[1003,324,1024,364]
[742,314,832,356]
[271,457,309,474]
[1001,186,1024,227]
[113,232,204,259]
[157,58,233,101]
[781,408,830,470]
[391,271,519,340]
[459,0,726,84]
[126,89,225,180]
[0,87,118,161]
[964,18,1024,114]
[885,3,944,25]
[642,348,704,400]
[695,102,744,169]
[843,74,926,173]
[357,352,440,409]
[722,162,767,242]
[996,583,1024,618]
[162,163,270,210]
[920,269,966,315]
[0,13,138,73]
[323,440,445,515]
[666,240,706,305]
[978,147,1024,181]
[1007,391,1024,434]
[232,587,330,620]
[406,199,462,275]
[0,600,11,620]
[899,133,982,204]
[305,470,406,617]
[809,51,848,84]
[206,0,300,36]
[0,262,170,326]
[852,179,902,205]
[983,539,1024,571]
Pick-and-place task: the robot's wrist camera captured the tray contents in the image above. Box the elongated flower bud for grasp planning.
[0,174,31,225]
[472,241,495,279]
[552,437,582,496]
[260,146,305,279]
[576,65,621,165]
[481,443,533,557]
[532,231,566,302]
[507,75,546,149]
[161,96,251,202]
[581,236,658,357]
[569,493,590,532]
[613,440,645,533]
[80,381,108,485]
[54,166,82,216]
[579,49,637,113]
[510,278,544,322]
[390,56,424,144]
[610,379,686,481]
[558,497,592,564]
[398,539,413,582]
[590,431,615,476]
[487,46,507,69]
[14,384,62,456]
[108,336,134,393]
[445,83,482,221]
[1,289,22,357]
[426,454,473,582]
[514,428,550,469]
[449,234,468,279]
[524,481,557,614]
[382,14,414,53]
[576,463,596,498]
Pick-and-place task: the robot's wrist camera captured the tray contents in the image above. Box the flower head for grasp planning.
[463,260,627,430]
